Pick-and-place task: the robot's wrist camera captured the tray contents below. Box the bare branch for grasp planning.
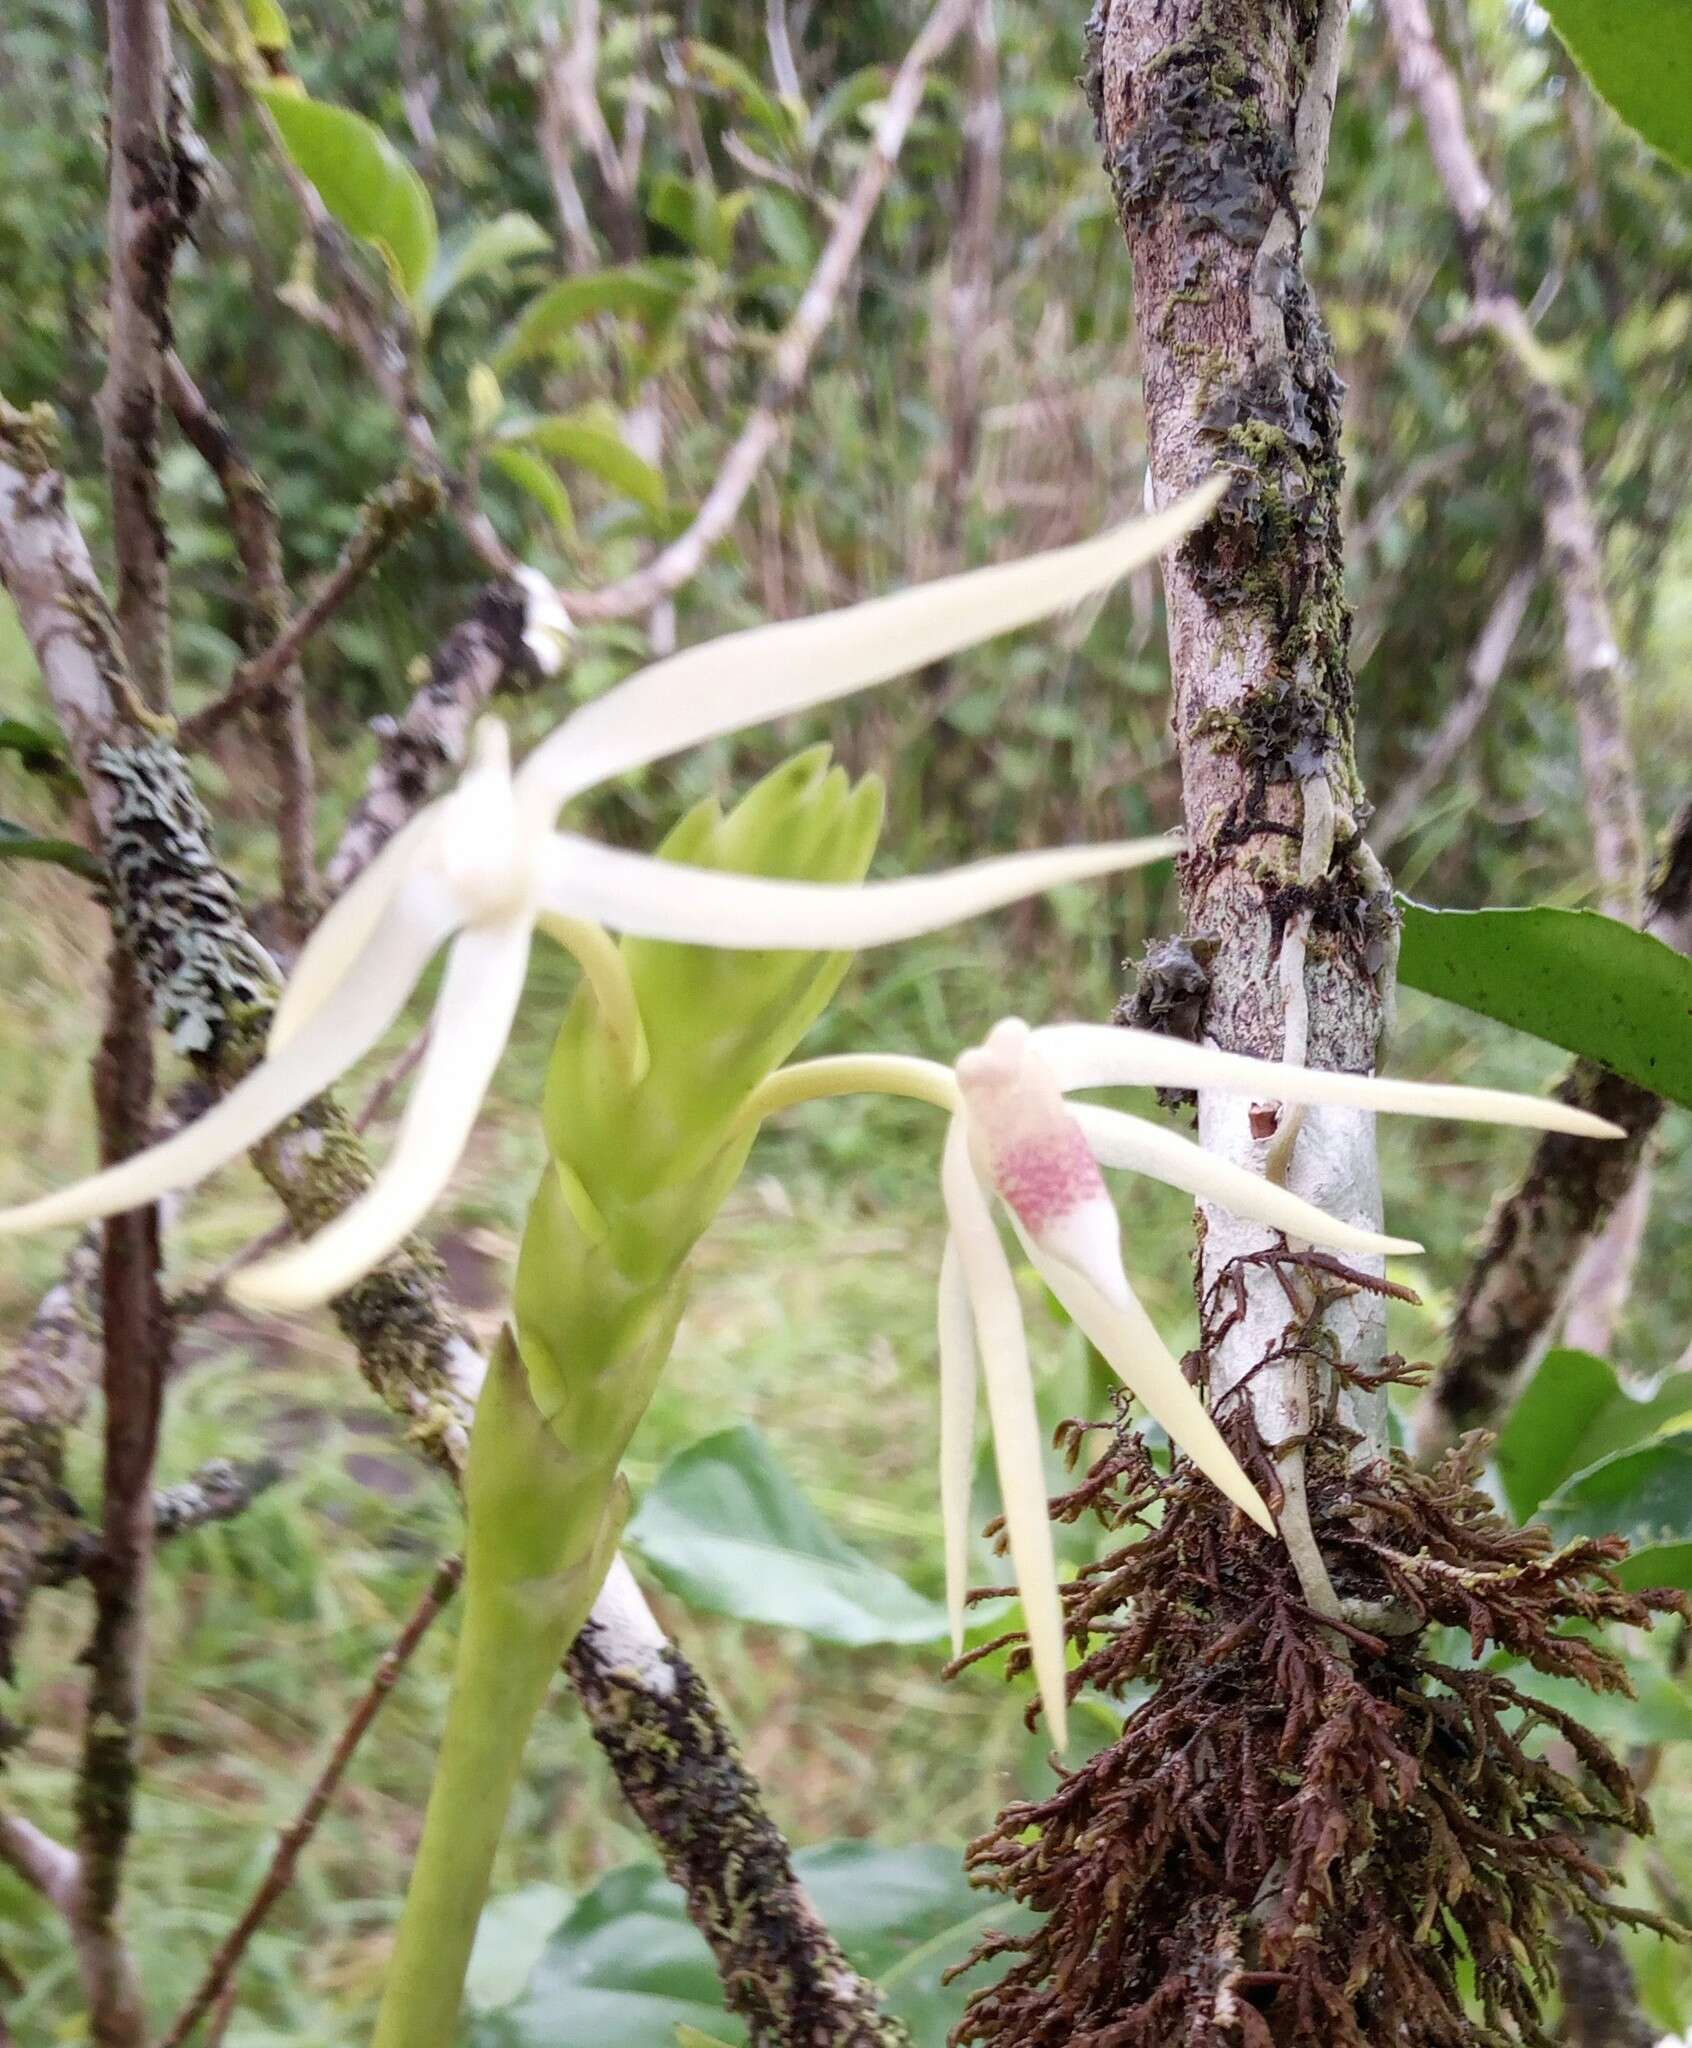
[1371,562,1536,850]
[0,1233,101,1685]
[177,466,442,750]
[74,941,169,2048]
[164,353,319,931]
[1382,0,1645,919]
[100,0,200,712]
[938,0,1003,556]
[322,583,532,895]
[159,1554,464,2048]
[571,0,975,623]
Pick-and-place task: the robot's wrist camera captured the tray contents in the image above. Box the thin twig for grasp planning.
[100,0,199,712]
[178,468,442,748]
[76,944,167,2048]
[163,353,320,929]
[1383,0,1645,919]
[1372,562,1536,850]
[159,1554,464,2048]
[570,0,975,622]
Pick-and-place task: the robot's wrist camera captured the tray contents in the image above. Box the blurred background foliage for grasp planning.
[0,0,1690,2041]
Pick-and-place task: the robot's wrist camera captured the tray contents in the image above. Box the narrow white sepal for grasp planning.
[538,834,1178,951]
[1067,1102,1421,1256]
[937,1229,979,1661]
[0,919,437,1235]
[514,480,1228,822]
[231,919,533,1310]
[1017,1224,1275,1535]
[1032,1024,1626,1140]
[941,1120,1068,1749]
[269,807,452,1055]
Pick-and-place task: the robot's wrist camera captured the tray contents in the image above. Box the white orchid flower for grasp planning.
[0,484,1226,1310]
[745,1018,1622,1743]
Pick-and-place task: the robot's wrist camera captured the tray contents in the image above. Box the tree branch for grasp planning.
[1419,805,1692,1454]
[1381,0,1645,920]
[570,0,975,623]
[1371,562,1536,851]
[163,353,320,931]
[100,0,199,713]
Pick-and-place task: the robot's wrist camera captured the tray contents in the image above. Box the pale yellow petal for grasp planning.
[937,1230,979,1659]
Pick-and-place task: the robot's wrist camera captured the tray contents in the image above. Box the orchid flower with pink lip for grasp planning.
[744,1018,1623,1743]
[0,483,1225,1311]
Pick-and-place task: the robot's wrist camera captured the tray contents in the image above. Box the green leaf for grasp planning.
[488,446,576,538]
[673,2032,736,2048]
[807,65,893,149]
[1540,0,1692,172]
[423,212,552,318]
[679,40,803,151]
[0,819,102,882]
[496,264,692,368]
[466,1884,574,2013]
[243,0,290,51]
[647,173,732,266]
[466,1846,1027,2047]
[506,415,666,512]
[0,717,77,784]
[1495,1350,1692,1522]
[626,1426,949,1647]
[1396,900,1692,1112]
[1543,1432,1692,1589]
[260,90,438,303]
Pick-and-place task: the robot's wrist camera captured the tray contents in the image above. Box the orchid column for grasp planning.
[1091,1,1381,1598]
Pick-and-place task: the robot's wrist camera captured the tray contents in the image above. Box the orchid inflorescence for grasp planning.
[745,1019,1621,1743]
[0,485,1222,1303]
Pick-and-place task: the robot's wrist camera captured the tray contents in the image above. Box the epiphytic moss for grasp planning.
[952,1404,1687,2048]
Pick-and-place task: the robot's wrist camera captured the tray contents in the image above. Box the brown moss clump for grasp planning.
[951,1413,1686,2048]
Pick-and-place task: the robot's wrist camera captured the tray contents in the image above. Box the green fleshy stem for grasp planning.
[369,751,884,2047]
[371,1334,629,2048]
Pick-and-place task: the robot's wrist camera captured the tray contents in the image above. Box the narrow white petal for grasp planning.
[538,833,1177,951]
[1018,1225,1275,1535]
[937,1231,979,1660]
[1067,1102,1422,1256]
[231,920,532,1311]
[270,808,450,1054]
[1033,1024,1625,1140]
[514,480,1227,819]
[941,1120,1068,1747]
[0,908,442,1235]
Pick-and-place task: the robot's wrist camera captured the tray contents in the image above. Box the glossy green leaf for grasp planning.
[1544,1432,1692,1589]
[0,819,102,881]
[423,212,552,318]
[260,90,438,303]
[496,264,692,367]
[1540,1,1692,171]
[1397,900,1692,1112]
[1495,1349,1692,1522]
[507,414,666,512]
[488,446,576,538]
[626,1426,948,1647]
[466,1885,573,2013]
[466,1844,1026,2047]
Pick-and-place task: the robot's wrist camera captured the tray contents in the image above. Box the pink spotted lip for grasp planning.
[957,1017,1109,1234]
